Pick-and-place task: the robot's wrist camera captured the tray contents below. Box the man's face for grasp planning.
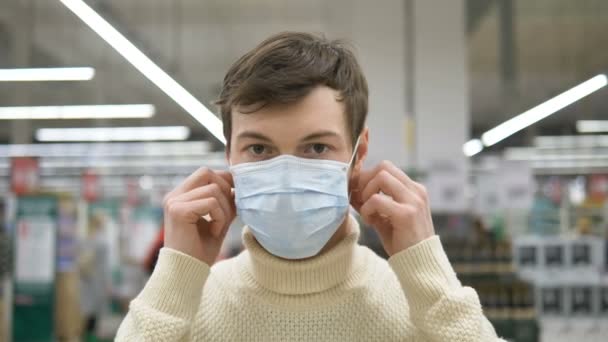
[228,86,368,170]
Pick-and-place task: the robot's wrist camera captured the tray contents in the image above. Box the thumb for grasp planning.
[217,170,234,188]
[350,188,363,211]
[349,171,363,210]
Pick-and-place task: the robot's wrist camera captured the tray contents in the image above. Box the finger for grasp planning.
[173,167,213,195]
[167,197,225,230]
[359,193,411,226]
[216,170,234,188]
[351,169,380,208]
[349,168,362,208]
[350,188,363,212]
[209,170,233,195]
[185,198,227,239]
[358,161,416,193]
[357,161,429,207]
[195,200,227,238]
[385,167,426,199]
[172,184,234,221]
[215,170,237,212]
[205,204,228,238]
[357,161,401,188]
[382,161,412,184]
[173,181,232,208]
[410,181,429,203]
[367,214,392,238]
[170,167,232,198]
[360,170,413,204]
[163,168,234,213]
[355,168,375,193]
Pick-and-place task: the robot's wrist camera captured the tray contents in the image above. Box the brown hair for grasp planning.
[216,32,368,148]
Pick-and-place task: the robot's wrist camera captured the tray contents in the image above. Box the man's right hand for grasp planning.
[163,167,236,265]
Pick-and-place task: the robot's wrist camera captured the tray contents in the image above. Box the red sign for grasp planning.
[126,178,139,206]
[11,157,40,195]
[589,174,608,202]
[82,170,99,202]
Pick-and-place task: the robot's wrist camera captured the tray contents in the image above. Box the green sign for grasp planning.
[13,195,57,342]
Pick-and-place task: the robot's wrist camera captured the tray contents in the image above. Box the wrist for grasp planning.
[137,247,211,318]
[165,241,217,265]
[388,236,460,308]
[385,231,435,257]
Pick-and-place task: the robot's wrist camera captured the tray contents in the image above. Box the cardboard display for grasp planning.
[55,272,82,339]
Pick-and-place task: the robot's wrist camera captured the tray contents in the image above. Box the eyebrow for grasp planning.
[300,130,341,142]
[236,131,273,142]
[236,130,341,143]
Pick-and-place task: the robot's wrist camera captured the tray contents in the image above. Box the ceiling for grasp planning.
[0,0,607,150]
[469,0,608,141]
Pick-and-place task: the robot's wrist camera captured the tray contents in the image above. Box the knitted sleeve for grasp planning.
[388,236,506,341]
[115,248,210,341]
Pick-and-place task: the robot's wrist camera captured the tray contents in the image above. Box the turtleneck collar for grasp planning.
[237,215,367,295]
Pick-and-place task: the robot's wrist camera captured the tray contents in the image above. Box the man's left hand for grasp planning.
[351,160,435,256]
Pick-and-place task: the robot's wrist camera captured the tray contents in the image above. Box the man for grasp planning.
[116,32,502,341]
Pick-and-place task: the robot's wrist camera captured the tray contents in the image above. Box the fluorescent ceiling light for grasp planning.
[577,120,608,133]
[39,157,214,169]
[463,139,483,157]
[509,153,608,161]
[36,126,190,142]
[481,74,607,147]
[504,147,608,161]
[0,141,211,157]
[0,104,155,120]
[535,135,608,149]
[530,159,608,170]
[0,67,95,81]
[60,0,225,144]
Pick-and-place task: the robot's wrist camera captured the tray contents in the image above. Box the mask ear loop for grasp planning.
[347,136,361,169]
[346,136,361,202]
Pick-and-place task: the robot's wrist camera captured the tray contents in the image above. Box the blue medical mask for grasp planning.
[230,139,359,259]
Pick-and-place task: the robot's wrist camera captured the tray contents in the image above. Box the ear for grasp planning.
[353,127,369,174]
[349,127,369,191]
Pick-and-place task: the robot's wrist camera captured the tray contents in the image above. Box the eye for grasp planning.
[248,144,267,155]
[312,144,328,154]
[306,143,330,155]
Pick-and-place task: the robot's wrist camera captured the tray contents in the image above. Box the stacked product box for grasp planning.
[444,239,538,342]
[513,236,608,342]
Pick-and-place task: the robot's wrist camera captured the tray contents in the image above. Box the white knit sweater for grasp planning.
[116,217,503,341]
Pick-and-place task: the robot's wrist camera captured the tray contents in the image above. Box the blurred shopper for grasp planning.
[78,212,110,342]
[117,32,503,341]
[143,226,164,274]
